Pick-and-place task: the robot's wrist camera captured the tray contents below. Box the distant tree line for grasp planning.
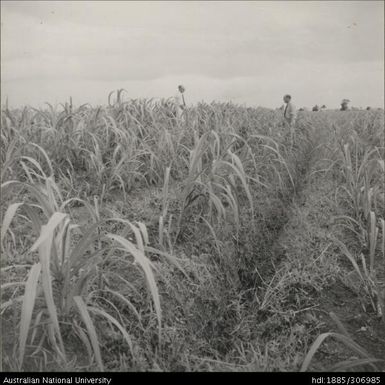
[297,100,375,112]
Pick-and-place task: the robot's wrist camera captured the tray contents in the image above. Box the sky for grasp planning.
[1,1,384,109]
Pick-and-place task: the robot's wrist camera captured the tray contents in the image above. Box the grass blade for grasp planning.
[1,202,23,248]
[107,233,162,340]
[301,332,376,372]
[73,296,104,371]
[19,263,41,368]
[88,306,134,356]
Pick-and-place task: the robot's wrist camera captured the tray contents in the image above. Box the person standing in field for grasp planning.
[312,105,320,112]
[282,94,297,146]
[340,99,350,111]
[174,85,186,119]
[282,94,296,125]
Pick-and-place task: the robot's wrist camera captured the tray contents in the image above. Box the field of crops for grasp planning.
[1,94,384,372]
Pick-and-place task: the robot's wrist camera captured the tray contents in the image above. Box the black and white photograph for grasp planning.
[1,0,384,377]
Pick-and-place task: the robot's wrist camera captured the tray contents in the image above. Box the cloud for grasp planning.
[1,1,383,108]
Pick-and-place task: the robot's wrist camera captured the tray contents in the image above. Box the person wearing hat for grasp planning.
[174,85,186,119]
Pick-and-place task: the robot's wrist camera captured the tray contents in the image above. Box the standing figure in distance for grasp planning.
[174,85,186,119]
[283,94,297,125]
[312,105,320,112]
[340,99,350,111]
[282,94,297,146]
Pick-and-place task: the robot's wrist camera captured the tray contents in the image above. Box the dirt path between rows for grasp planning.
[251,124,385,371]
